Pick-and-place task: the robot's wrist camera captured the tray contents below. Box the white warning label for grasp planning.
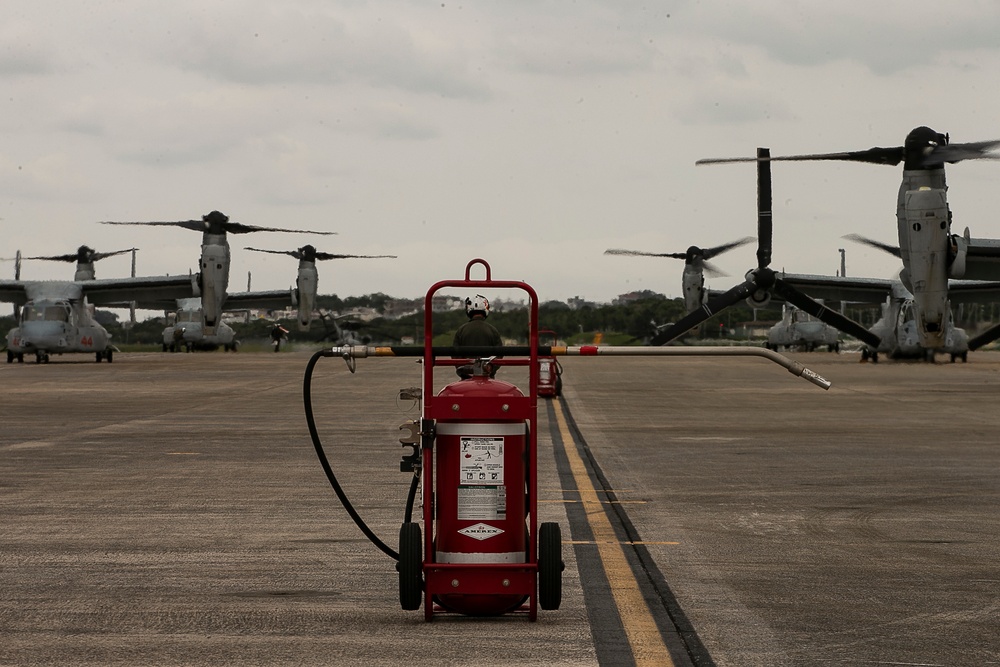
[459,436,504,485]
[457,485,507,520]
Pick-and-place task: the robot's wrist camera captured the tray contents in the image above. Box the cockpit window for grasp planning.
[23,304,70,322]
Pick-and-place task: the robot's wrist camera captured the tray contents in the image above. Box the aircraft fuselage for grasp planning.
[869,296,968,360]
[5,298,112,362]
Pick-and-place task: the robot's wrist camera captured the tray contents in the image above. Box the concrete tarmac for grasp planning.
[2,349,999,666]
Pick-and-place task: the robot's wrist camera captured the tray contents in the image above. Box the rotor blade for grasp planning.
[968,322,1000,351]
[698,146,905,167]
[22,253,78,262]
[772,278,881,348]
[100,220,208,232]
[757,148,772,270]
[314,253,397,261]
[702,236,755,260]
[101,219,335,235]
[927,139,1000,165]
[225,221,336,235]
[91,248,137,261]
[842,233,901,258]
[701,260,728,278]
[244,247,298,257]
[604,249,685,259]
[649,277,759,346]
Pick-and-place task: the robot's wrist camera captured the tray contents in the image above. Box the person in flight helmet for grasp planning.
[454,295,502,378]
[454,295,502,347]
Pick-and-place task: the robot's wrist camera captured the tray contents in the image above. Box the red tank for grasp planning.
[432,375,528,615]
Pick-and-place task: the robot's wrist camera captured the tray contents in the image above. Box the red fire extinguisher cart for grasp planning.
[397,258,562,621]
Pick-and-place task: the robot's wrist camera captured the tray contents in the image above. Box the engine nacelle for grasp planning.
[948,229,969,279]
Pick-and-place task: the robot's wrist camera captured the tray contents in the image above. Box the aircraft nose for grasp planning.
[21,322,69,349]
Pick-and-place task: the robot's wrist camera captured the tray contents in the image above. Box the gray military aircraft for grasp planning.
[693,127,1000,351]
[603,237,754,313]
[157,282,315,352]
[162,297,240,352]
[314,310,375,346]
[765,303,841,353]
[2,273,196,363]
[769,272,990,362]
[2,243,196,363]
[100,211,334,335]
[243,245,396,331]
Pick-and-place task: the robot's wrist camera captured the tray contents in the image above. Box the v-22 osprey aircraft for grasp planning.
[100,211,335,336]
[697,126,1000,351]
[603,237,753,314]
[2,245,196,363]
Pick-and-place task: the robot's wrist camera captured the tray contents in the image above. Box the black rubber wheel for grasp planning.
[398,522,422,611]
[538,522,563,610]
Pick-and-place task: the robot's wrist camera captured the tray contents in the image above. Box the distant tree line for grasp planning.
[30,293,1000,350]
[0,295,791,349]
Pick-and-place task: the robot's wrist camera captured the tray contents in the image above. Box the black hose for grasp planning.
[404,472,419,524]
[303,349,399,560]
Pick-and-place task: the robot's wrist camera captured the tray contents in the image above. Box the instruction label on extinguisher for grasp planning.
[458,486,507,520]
[458,436,506,520]
[459,436,504,485]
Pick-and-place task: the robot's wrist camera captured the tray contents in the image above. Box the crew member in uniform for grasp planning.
[454,295,501,377]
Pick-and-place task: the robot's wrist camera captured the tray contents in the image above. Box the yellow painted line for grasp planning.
[552,397,674,667]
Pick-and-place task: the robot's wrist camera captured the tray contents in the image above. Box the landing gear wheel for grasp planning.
[6,350,12,363]
[538,522,563,610]
[106,349,113,363]
[398,522,423,611]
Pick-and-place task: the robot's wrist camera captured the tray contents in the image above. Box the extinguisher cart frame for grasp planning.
[420,258,542,621]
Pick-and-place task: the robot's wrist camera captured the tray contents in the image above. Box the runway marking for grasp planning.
[552,397,676,667]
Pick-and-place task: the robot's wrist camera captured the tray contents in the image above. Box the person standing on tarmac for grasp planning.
[454,295,501,378]
[454,295,501,347]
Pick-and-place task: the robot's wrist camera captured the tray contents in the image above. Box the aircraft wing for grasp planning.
[80,275,197,309]
[222,289,295,311]
[961,237,1000,281]
[0,280,29,307]
[947,280,1000,304]
[775,273,894,304]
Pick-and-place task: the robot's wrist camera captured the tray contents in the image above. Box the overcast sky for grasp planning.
[4,0,1000,311]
